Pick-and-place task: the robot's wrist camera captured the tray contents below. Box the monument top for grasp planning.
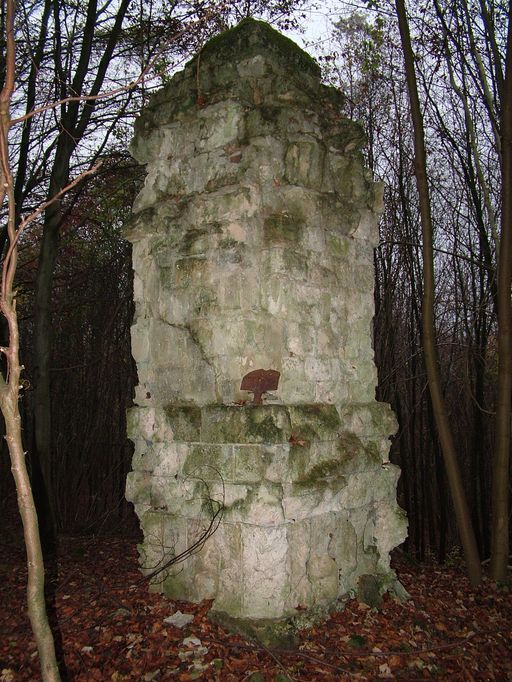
[189,18,321,79]
[134,18,346,137]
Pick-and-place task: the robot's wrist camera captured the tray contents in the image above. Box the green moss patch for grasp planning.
[288,404,341,441]
[209,610,298,649]
[201,405,292,444]
[183,443,234,480]
[263,213,303,243]
[163,405,201,441]
[194,19,320,79]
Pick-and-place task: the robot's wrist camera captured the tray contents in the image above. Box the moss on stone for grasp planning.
[234,445,273,482]
[336,432,381,473]
[175,256,208,286]
[263,212,303,243]
[300,459,347,482]
[218,237,245,264]
[287,440,356,485]
[327,233,349,258]
[183,443,233,480]
[282,248,308,276]
[248,413,286,443]
[357,573,385,608]
[209,609,298,649]
[179,228,209,256]
[201,405,292,444]
[163,405,201,441]
[193,289,217,316]
[325,119,366,152]
[162,574,190,600]
[288,404,341,441]
[193,19,320,80]
[245,107,279,138]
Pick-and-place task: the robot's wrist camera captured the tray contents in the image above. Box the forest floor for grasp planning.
[0,533,510,681]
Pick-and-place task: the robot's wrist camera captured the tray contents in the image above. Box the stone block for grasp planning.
[285,140,326,190]
[241,524,288,618]
[237,54,269,78]
[353,208,379,245]
[374,502,408,562]
[279,358,315,403]
[233,444,273,482]
[174,256,209,288]
[326,515,358,592]
[259,275,290,317]
[281,484,338,521]
[314,380,339,403]
[284,322,315,356]
[125,470,152,505]
[285,520,313,607]
[151,442,188,477]
[161,514,189,553]
[176,227,212,257]
[245,107,280,138]
[158,289,191,325]
[162,405,201,441]
[197,101,244,151]
[261,246,309,280]
[130,440,154,472]
[287,404,340,441]
[139,509,164,545]
[127,407,154,442]
[339,402,398,440]
[263,211,303,245]
[287,439,338,482]
[260,443,290,482]
[243,136,286,184]
[183,443,234,481]
[130,323,149,364]
[335,432,379,473]
[337,470,391,509]
[304,356,336,382]
[211,523,243,615]
[208,482,248,511]
[234,482,285,525]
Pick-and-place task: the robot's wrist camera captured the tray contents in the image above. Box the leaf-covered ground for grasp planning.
[1,535,510,681]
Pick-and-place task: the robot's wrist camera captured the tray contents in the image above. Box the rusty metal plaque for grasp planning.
[240,368,280,405]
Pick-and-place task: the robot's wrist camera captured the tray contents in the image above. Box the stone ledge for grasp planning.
[159,403,343,444]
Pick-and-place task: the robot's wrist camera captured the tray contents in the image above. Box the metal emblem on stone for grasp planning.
[240,368,280,404]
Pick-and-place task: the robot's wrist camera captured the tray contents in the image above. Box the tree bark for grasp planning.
[0,0,61,677]
[394,0,481,586]
[0,307,61,682]
[490,3,512,581]
[32,0,131,532]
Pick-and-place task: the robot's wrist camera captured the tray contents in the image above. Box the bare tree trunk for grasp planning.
[33,173,70,535]
[394,0,481,586]
[490,4,512,581]
[31,0,131,533]
[0,0,61,677]
[0,307,61,682]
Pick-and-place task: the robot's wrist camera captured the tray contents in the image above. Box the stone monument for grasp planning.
[125,19,407,640]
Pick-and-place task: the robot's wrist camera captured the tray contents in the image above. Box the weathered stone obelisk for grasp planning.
[125,19,407,640]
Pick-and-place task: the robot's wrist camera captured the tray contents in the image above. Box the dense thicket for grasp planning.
[328,1,507,563]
